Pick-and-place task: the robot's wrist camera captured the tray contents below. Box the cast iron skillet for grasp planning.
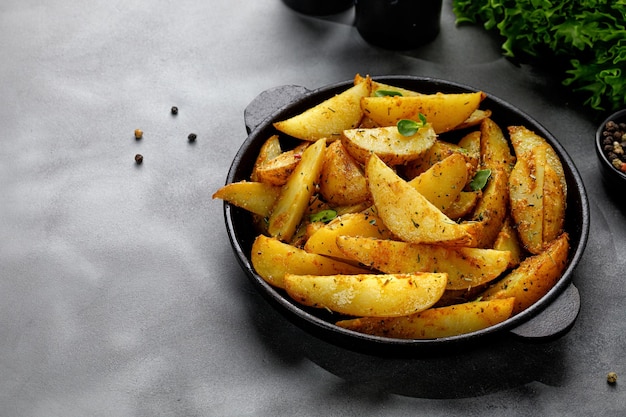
[223,76,590,356]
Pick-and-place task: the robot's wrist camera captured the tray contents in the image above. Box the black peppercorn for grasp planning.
[188,133,197,142]
[171,106,178,115]
[135,154,143,164]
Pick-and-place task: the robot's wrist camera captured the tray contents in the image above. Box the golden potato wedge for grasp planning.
[304,208,395,260]
[283,272,447,317]
[319,140,369,206]
[341,124,436,166]
[480,232,569,315]
[254,142,309,186]
[212,181,281,217]
[336,236,511,290]
[336,298,515,339]
[268,138,326,241]
[402,140,464,180]
[480,118,516,173]
[408,153,469,212]
[251,135,282,182]
[493,217,525,268]
[508,125,567,253]
[273,77,372,141]
[455,109,493,130]
[443,191,481,220]
[462,167,509,248]
[508,143,546,254]
[361,91,485,134]
[251,235,369,288]
[366,154,473,246]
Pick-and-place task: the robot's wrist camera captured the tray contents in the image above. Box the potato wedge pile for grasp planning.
[214,74,570,339]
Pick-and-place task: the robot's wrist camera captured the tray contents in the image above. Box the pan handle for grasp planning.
[244,85,310,134]
[509,283,580,341]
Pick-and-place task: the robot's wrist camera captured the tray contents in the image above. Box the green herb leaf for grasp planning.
[452,0,626,112]
[374,90,403,97]
[397,114,428,136]
[469,169,492,191]
[310,209,337,223]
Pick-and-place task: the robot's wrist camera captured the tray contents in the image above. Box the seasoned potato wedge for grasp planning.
[341,124,436,165]
[212,181,281,217]
[268,139,326,241]
[251,235,369,288]
[254,142,309,186]
[443,191,481,220]
[462,167,509,248]
[408,153,469,212]
[251,134,282,182]
[480,118,516,172]
[508,126,567,253]
[336,298,515,339]
[355,74,422,97]
[402,140,464,180]
[481,232,569,315]
[493,217,525,268]
[273,77,372,141]
[455,109,493,130]
[304,208,395,260]
[361,91,485,134]
[367,154,472,246]
[319,140,369,206]
[283,272,447,317]
[336,236,511,290]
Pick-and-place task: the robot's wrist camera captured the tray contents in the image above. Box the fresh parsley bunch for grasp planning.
[452,0,626,112]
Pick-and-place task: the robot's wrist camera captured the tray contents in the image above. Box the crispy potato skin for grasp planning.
[361,91,485,134]
[251,235,369,288]
[480,232,569,315]
[273,77,372,141]
[284,272,448,317]
[319,140,369,206]
[336,298,515,339]
[366,154,473,246]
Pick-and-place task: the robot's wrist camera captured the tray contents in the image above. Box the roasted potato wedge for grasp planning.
[336,236,511,290]
[361,91,485,134]
[443,190,481,220]
[341,124,436,165]
[462,168,509,248]
[508,126,567,253]
[304,208,395,260]
[319,140,369,206]
[367,154,473,246]
[212,181,281,217]
[254,142,309,186]
[455,109,493,130]
[283,272,447,317]
[481,232,569,315]
[480,118,516,173]
[336,298,515,339]
[251,235,369,288]
[251,134,282,182]
[268,139,326,241]
[273,77,372,141]
[402,140,465,180]
[408,153,469,212]
[493,217,525,268]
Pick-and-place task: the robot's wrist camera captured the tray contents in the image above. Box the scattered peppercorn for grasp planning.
[134,129,143,140]
[171,106,178,115]
[188,133,197,143]
[601,120,626,174]
[607,371,618,384]
[135,154,143,164]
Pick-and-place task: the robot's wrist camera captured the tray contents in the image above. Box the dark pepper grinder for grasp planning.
[282,0,354,15]
[354,0,443,50]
